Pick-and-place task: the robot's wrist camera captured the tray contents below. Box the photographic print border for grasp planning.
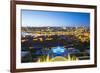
[10,0,97,72]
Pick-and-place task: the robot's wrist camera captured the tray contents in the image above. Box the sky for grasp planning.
[21,9,90,27]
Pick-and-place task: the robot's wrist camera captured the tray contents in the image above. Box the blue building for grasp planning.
[50,46,68,57]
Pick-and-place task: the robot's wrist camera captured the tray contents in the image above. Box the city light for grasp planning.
[51,46,65,55]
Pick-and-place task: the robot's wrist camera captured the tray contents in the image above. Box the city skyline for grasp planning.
[21,10,90,27]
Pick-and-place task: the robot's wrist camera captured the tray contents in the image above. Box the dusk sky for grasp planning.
[21,9,90,27]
